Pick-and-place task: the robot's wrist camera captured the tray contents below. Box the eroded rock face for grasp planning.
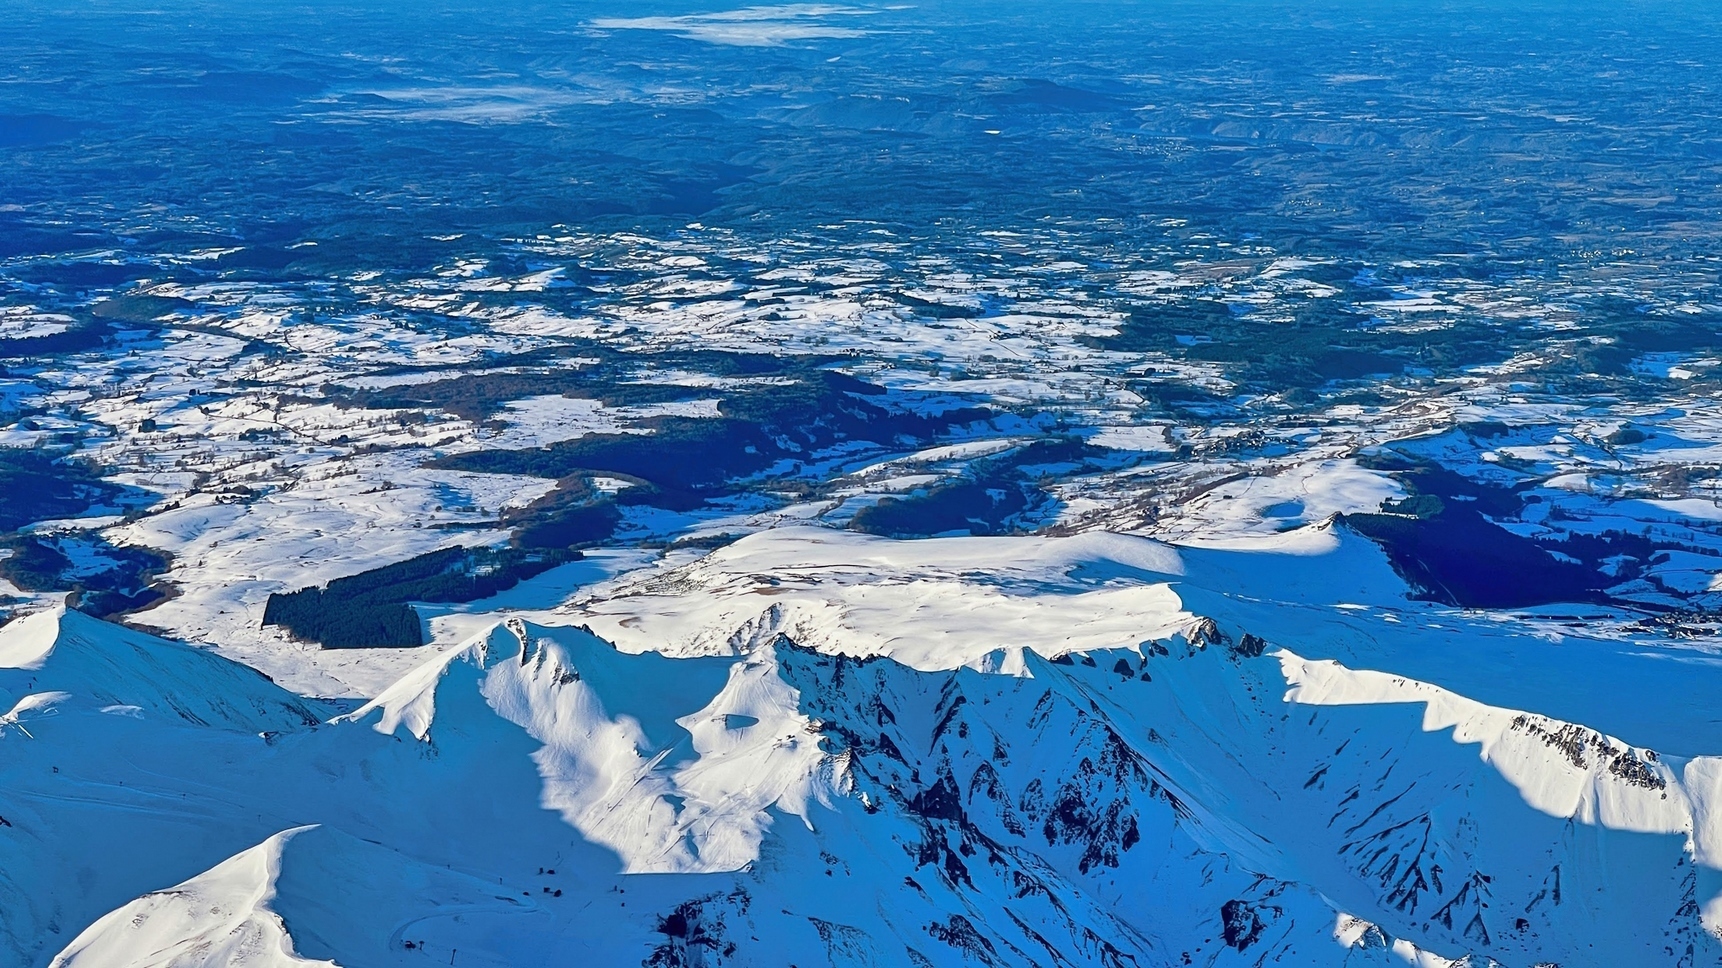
[760,615,1711,968]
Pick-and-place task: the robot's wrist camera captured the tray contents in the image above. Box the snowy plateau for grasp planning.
[7,1,1722,966]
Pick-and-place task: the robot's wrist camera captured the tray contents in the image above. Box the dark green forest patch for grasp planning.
[90,294,197,323]
[501,476,628,549]
[1094,293,1720,392]
[262,545,582,648]
[849,438,1102,538]
[1344,452,1711,609]
[1092,296,1524,390]
[0,532,171,619]
[329,349,828,423]
[0,449,129,532]
[334,368,711,424]
[431,370,993,497]
[0,321,111,360]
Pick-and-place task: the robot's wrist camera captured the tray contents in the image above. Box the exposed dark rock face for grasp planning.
[764,614,1694,967]
[1220,898,1264,951]
[1509,715,1667,790]
[646,892,747,968]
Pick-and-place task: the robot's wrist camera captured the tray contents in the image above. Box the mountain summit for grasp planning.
[6,530,1717,966]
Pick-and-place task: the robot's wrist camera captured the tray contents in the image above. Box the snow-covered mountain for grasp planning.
[7,525,1719,967]
[10,2,1722,964]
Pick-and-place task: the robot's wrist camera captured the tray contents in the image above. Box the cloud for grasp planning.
[326,85,605,123]
[590,4,878,47]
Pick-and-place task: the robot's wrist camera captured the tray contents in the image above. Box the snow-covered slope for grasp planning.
[0,606,324,732]
[51,827,338,968]
[50,825,539,968]
[9,527,1722,966]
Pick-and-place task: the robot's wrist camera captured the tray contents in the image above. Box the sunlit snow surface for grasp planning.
[8,530,1722,967]
[6,0,1722,964]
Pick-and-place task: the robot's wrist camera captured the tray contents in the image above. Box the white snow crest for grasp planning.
[337,622,511,740]
[1281,652,1689,834]
[50,827,335,968]
[0,606,322,732]
[0,606,65,671]
[482,625,834,872]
